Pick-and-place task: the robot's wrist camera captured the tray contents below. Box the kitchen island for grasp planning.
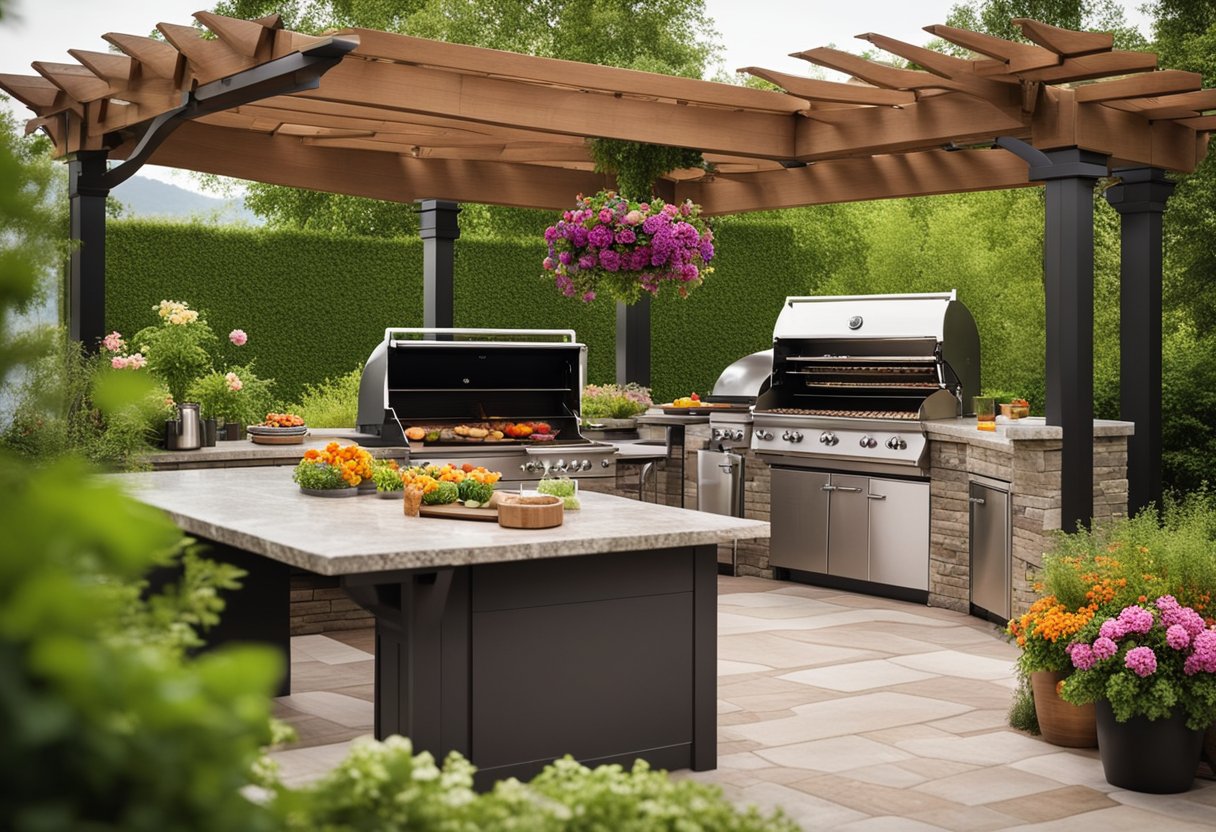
[115,466,769,786]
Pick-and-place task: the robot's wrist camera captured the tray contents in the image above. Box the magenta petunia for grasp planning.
[1117,605,1154,634]
[1124,645,1157,677]
[1166,624,1191,650]
[1069,642,1096,671]
[1098,618,1125,640]
[598,249,621,272]
[1092,636,1118,660]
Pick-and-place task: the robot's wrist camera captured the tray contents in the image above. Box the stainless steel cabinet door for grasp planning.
[697,450,743,517]
[827,474,869,580]
[969,480,1011,619]
[769,467,828,572]
[868,478,930,591]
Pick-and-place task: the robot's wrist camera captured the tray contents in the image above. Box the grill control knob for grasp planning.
[731,429,746,441]
[524,460,544,473]
[554,459,567,472]
[819,431,837,446]
[601,459,611,468]
[859,435,877,449]
[711,428,723,441]
[756,430,773,441]
[886,436,908,451]
[580,459,593,471]
[791,431,804,443]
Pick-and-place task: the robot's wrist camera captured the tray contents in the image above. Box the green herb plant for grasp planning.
[292,460,349,490]
[371,460,404,492]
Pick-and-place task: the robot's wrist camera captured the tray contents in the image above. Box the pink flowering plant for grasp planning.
[1060,595,1216,729]
[542,190,714,304]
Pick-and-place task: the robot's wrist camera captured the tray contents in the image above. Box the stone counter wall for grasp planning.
[672,422,1129,618]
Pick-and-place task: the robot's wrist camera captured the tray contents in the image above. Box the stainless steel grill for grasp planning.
[752,292,979,476]
[356,328,617,480]
[754,292,980,598]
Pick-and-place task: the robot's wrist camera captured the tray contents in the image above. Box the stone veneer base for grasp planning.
[673,417,1131,619]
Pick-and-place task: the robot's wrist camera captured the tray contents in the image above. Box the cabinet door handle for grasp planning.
[866,493,886,500]
[834,486,863,493]
[969,496,986,505]
[821,484,837,492]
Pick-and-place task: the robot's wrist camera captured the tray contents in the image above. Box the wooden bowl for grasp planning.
[495,493,563,529]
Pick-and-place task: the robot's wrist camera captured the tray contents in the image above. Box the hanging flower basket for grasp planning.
[542,191,714,304]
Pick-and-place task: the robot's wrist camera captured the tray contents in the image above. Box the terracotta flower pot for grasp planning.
[1030,670,1097,748]
[1095,700,1203,793]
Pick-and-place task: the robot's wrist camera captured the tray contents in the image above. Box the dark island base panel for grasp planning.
[775,567,929,606]
[344,545,719,790]
[151,540,293,697]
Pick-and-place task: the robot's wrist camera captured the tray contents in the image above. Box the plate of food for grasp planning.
[657,394,732,415]
[248,412,309,443]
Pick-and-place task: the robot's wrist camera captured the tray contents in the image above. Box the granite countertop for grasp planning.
[145,428,403,467]
[925,416,1135,448]
[111,466,769,576]
[636,413,711,426]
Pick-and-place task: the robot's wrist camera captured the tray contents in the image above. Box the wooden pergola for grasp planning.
[3,13,1212,528]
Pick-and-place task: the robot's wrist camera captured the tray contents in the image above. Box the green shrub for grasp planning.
[267,738,799,832]
[188,362,276,425]
[289,365,362,428]
[1,329,166,469]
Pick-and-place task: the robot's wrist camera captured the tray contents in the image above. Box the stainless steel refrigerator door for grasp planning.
[696,450,744,517]
[827,474,869,581]
[969,480,1011,619]
[769,467,829,572]
[868,478,930,590]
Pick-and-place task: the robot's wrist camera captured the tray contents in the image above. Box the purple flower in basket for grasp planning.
[558,251,572,265]
[578,254,596,270]
[598,250,621,272]
[571,226,589,247]
[587,225,613,248]
[641,215,664,235]
[1185,630,1216,675]
[544,225,559,243]
[616,228,636,245]
[598,208,613,224]
[1124,645,1157,677]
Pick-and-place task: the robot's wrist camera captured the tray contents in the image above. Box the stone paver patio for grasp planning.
[270,575,1216,830]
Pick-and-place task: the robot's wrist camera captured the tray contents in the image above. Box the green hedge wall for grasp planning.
[106,220,810,404]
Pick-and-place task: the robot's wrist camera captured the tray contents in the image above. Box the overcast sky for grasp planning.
[0,0,1155,192]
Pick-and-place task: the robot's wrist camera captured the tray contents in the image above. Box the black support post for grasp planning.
[615,297,651,386]
[1105,168,1174,517]
[417,199,460,331]
[1038,149,1107,532]
[67,151,111,351]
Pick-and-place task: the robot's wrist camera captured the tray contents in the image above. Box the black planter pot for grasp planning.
[218,422,245,441]
[203,418,217,447]
[1095,700,1203,793]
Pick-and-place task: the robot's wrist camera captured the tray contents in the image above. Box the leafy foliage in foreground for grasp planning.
[269,737,799,832]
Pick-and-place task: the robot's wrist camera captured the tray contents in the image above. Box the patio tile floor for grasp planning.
[270,575,1215,828]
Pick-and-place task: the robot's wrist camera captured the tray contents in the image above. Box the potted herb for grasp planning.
[293,442,373,497]
[1007,592,1099,747]
[1061,596,1216,792]
[372,459,404,498]
[581,383,652,430]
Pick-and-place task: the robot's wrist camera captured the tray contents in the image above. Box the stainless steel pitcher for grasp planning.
[173,402,203,450]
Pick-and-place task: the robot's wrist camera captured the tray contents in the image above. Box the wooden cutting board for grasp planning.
[418,503,499,522]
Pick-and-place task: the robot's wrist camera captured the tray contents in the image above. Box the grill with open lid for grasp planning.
[356,328,617,480]
[752,292,979,474]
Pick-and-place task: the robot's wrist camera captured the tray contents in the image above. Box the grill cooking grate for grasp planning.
[763,407,919,420]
